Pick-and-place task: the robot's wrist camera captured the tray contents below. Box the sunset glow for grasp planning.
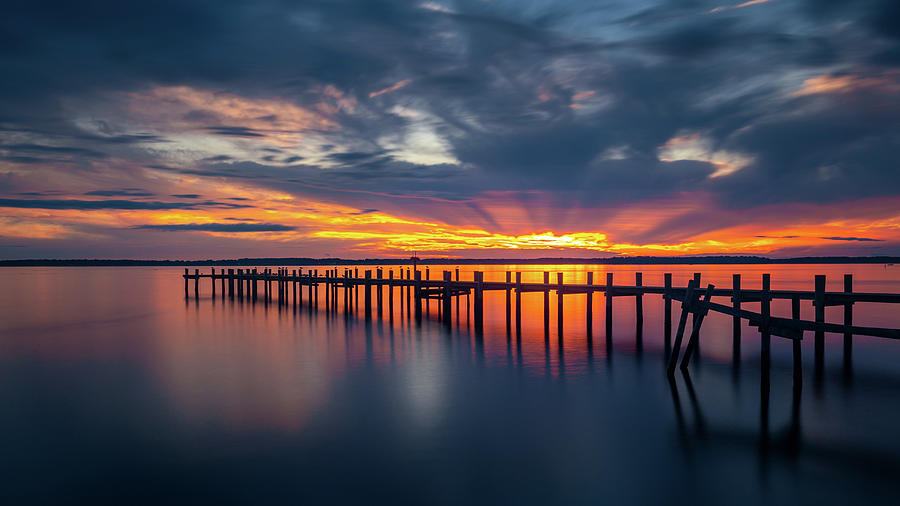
[1,0,898,260]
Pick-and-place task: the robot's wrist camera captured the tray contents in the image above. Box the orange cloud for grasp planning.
[126,86,341,147]
[793,73,899,97]
[709,0,772,14]
[369,79,412,98]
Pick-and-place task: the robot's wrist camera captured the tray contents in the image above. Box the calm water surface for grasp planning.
[1,264,900,505]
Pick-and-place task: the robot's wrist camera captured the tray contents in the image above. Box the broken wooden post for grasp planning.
[680,283,716,371]
[843,273,853,378]
[667,279,697,376]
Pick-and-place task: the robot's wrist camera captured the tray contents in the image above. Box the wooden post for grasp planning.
[389,270,394,320]
[814,275,826,375]
[515,272,522,336]
[635,272,643,326]
[377,269,383,318]
[184,268,189,298]
[344,270,350,315]
[664,273,672,357]
[406,269,411,319]
[326,270,331,311]
[246,270,252,300]
[543,271,550,337]
[443,271,452,328]
[455,268,460,322]
[586,272,593,338]
[844,274,853,378]
[425,267,430,315]
[193,268,199,299]
[238,269,244,299]
[557,272,564,340]
[505,271,511,333]
[605,272,614,344]
[263,269,269,301]
[414,270,422,324]
[364,270,372,321]
[635,272,643,350]
[761,274,772,373]
[252,269,258,301]
[732,274,741,364]
[792,294,802,379]
[474,271,484,335]
[228,269,235,299]
[211,268,216,298]
[221,268,226,299]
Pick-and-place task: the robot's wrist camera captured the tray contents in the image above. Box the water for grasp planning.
[1,264,899,505]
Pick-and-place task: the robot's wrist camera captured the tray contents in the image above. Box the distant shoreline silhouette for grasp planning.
[2,255,899,267]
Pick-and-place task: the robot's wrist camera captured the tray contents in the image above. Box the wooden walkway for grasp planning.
[183,267,900,378]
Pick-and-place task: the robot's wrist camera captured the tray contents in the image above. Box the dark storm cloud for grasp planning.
[0,198,250,210]
[171,194,201,199]
[135,223,295,232]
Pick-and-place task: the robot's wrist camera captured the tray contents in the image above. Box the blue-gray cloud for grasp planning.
[135,223,295,232]
[0,199,250,210]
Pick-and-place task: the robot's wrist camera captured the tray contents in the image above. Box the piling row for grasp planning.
[184,268,900,378]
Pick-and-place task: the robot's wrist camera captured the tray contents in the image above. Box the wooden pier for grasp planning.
[183,267,900,378]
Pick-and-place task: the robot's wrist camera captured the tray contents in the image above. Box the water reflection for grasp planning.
[1,266,900,504]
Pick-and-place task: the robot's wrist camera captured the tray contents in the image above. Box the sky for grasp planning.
[1,0,899,259]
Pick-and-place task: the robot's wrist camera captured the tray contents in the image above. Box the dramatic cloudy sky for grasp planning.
[1,0,899,259]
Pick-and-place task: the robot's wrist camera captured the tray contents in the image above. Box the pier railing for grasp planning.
[183,267,900,378]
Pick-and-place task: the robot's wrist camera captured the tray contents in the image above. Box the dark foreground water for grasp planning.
[1,265,899,505]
